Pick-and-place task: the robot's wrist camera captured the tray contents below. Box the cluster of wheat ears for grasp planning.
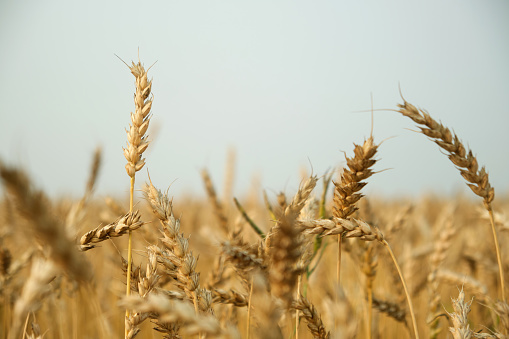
[0,57,508,339]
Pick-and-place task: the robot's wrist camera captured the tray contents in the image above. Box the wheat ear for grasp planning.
[435,269,488,303]
[397,99,503,301]
[448,288,474,339]
[212,288,248,307]
[333,136,379,284]
[0,163,91,282]
[143,180,213,314]
[143,181,212,339]
[79,211,144,251]
[201,168,229,234]
[292,296,330,339]
[371,295,407,325]
[494,300,509,335]
[8,258,57,339]
[25,322,42,339]
[269,176,317,307]
[125,249,160,338]
[119,55,153,337]
[121,294,231,337]
[65,147,102,236]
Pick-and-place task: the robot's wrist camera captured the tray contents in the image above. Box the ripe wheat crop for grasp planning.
[0,56,507,339]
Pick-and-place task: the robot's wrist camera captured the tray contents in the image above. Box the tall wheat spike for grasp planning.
[118,54,153,338]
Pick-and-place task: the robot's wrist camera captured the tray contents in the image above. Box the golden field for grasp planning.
[0,59,508,339]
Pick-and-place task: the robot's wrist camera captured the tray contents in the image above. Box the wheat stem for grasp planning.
[335,234,342,335]
[382,240,419,339]
[296,276,302,339]
[489,207,505,301]
[246,277,254,339]
[192,290,203,339]
[367,291,373,339]
[337,235,342,285]
[125,176,135,338]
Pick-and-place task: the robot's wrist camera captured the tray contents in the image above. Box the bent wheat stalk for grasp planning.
[383,240,419,339]
[397,99,504,301]
[301,218,419,339]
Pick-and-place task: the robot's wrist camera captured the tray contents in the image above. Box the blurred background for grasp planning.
[0,0,508,200]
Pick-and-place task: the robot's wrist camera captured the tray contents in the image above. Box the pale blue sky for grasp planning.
[1,1,508,201]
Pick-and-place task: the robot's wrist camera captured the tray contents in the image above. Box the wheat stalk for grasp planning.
[118,54,153,337]
[300,216,419,338]
[362,242,377,339]
[397,99,503,301]
[428,206,457,338]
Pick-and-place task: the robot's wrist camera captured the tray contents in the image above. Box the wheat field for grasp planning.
[0,58,508,339]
